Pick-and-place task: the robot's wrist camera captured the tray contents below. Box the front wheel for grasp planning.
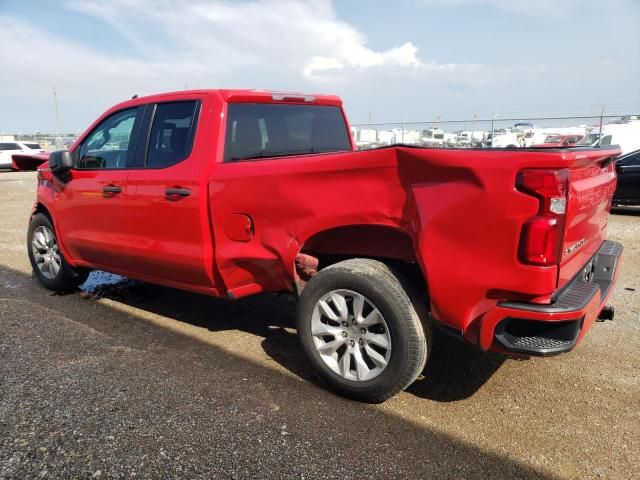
[297,258,430,403]
[27,213,89,292]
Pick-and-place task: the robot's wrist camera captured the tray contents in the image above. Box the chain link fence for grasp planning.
[4,113,639,153]
[351,114,639,150]
[6,133,75,151]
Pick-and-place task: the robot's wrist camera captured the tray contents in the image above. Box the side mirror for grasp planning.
[49,150,73,174]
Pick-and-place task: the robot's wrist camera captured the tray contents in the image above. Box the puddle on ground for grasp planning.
[79,271,148,300]
[80,271,127,292]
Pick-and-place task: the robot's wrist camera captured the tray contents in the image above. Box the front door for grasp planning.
[54,106,143,270]
[616,151,640,203]
[124,99,206,285]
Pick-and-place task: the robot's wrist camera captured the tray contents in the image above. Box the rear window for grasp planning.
[0,143,20,150]
[224,103,351,162]
[577,133,600,145]
[147,101,199,168]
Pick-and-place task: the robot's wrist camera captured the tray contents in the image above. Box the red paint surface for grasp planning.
[11,153,49,171]
[33,89,622,352]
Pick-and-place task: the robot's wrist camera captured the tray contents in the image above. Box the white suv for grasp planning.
[0,141,46,169]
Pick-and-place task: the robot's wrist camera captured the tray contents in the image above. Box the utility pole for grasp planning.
[368,109,372,129]
[53,86,61,147]
[472,113,476,144]
[402,114,408,144]
[598,105,605,147]
[491,111,499,147]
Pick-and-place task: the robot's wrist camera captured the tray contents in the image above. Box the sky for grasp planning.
[1,0,639,133]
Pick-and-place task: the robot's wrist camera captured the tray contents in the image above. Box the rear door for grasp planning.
[55,106,144,269]
[124,98,206,285]
[212,101,353,293]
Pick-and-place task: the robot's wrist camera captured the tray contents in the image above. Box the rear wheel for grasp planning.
[27,213,89,292]
[297,258,429,403]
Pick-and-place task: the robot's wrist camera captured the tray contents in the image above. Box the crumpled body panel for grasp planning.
[209,146,616,335]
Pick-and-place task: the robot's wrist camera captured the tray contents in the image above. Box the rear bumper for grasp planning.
[479,240,623,355]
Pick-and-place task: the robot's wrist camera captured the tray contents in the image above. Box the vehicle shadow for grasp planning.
[0,264,558,480]
[408,329,507,401]
[77,272,507,402]
[611,206,640,216]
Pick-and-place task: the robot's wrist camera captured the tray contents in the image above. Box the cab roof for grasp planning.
[117,89,342,108]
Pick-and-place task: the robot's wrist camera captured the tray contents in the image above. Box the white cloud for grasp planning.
[305,42,422,76]
[3,0,634,131]
[0,0,489,130]
[65,0,430,77]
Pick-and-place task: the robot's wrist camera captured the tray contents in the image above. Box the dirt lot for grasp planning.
[1,170,638,479]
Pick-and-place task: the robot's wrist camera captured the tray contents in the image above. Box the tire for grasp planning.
[297,258,430,403]
[27,212,89,292]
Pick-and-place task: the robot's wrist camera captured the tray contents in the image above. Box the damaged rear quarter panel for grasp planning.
[208,146,560,335]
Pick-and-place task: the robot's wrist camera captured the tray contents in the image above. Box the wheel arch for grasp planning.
[294,224,428,298]
[32,202,53,220]
[30,201,78,268]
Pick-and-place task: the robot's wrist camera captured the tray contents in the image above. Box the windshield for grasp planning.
[577,133,601,145]
[545,136,562,143]
[224,103,351,162]
[23,143,42,149]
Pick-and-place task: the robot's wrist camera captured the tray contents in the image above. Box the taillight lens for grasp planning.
[516,169,569,265]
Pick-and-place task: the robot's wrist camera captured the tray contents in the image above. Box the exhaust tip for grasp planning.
[597,305,615,322]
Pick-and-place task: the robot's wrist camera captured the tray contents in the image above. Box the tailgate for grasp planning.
[558,148,620,288]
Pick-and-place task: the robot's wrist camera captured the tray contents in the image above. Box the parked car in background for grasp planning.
[456,130,485,147]
[513,122,536,132]
[532,134,584,148]
[419,127,445,147]
[613,149,640,206]
[490,131,523,148]
[0,141,46,169]
[577,120,640,155]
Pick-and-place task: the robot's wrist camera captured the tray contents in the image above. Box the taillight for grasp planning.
[516,168,568,265]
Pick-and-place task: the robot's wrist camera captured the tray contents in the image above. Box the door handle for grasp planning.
[102,185,122,197]
[165,187,191,199]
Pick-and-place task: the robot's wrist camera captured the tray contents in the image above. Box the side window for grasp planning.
[77,107,141,169]
[146,101,199,168]
[600,135,612,146]
[622,152,640,166]
[224,104,351,162]
[0,143,21,150]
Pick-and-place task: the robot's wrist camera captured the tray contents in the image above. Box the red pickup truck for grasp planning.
[27,89,622,402]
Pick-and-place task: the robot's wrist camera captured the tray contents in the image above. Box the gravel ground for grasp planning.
[1,170,639,479]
